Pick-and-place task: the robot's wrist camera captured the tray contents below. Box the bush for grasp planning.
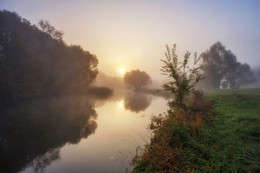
[161,44,203,111]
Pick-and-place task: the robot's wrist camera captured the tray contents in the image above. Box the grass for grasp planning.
[203,89,260,172]
[133,88,260,172]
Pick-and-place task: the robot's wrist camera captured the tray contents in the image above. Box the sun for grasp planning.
[119,68,126,75]
[118,100,124,108]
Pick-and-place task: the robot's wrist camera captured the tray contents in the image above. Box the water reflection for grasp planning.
[0,96,97,173]
[0,91,168,173]
[124,93,152,113]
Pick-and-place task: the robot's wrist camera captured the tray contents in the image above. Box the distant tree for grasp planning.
[161,44,203,110]
[199,42,235,89]
[124,69,151,90]
[257,69,260,79]
[225,63,256,88]
[200,42,255,89]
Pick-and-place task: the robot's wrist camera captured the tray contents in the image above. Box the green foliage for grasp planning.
[161,44,203,110]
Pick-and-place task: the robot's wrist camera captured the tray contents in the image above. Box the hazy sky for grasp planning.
[1,0,260,79]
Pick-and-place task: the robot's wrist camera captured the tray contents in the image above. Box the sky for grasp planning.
[1,0,260,80]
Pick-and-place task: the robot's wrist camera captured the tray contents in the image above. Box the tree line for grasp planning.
[0,10,98,107]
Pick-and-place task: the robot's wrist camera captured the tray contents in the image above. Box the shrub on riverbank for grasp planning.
[133,91,213,172]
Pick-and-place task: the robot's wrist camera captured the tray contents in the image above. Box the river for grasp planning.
[0,91,168,173]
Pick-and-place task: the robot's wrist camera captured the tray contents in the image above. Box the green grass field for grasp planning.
[203,89,260,172]
[134,88,260,172]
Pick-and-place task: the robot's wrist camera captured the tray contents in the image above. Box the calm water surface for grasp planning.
[0,91,167,173]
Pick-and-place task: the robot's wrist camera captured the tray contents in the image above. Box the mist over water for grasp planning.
[0,91,167,173]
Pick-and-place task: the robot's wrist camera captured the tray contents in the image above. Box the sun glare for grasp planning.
[119,68,126,75]
[118,100,124,108]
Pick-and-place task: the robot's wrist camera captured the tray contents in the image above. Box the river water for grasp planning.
[0,91,168,173]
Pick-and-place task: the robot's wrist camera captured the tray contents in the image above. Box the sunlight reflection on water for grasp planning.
[17,91,167,173]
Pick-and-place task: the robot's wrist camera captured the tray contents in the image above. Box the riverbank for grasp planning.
[133,89,260,172]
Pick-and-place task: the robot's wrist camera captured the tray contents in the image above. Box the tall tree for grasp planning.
[200,42,236,89]
[200,42,255,89]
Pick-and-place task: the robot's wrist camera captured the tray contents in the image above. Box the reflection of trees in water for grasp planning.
[0,97,97,173]
[124,93,152,113]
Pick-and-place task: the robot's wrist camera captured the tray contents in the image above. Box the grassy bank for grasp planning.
[133,89,260,172]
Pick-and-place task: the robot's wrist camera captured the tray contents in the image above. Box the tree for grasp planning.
[225,63,256,88]
[161,44,203,110]
[0,10,98,106]
[200,42,256,89]
[200,42,236,89]
[124,69,151,90]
